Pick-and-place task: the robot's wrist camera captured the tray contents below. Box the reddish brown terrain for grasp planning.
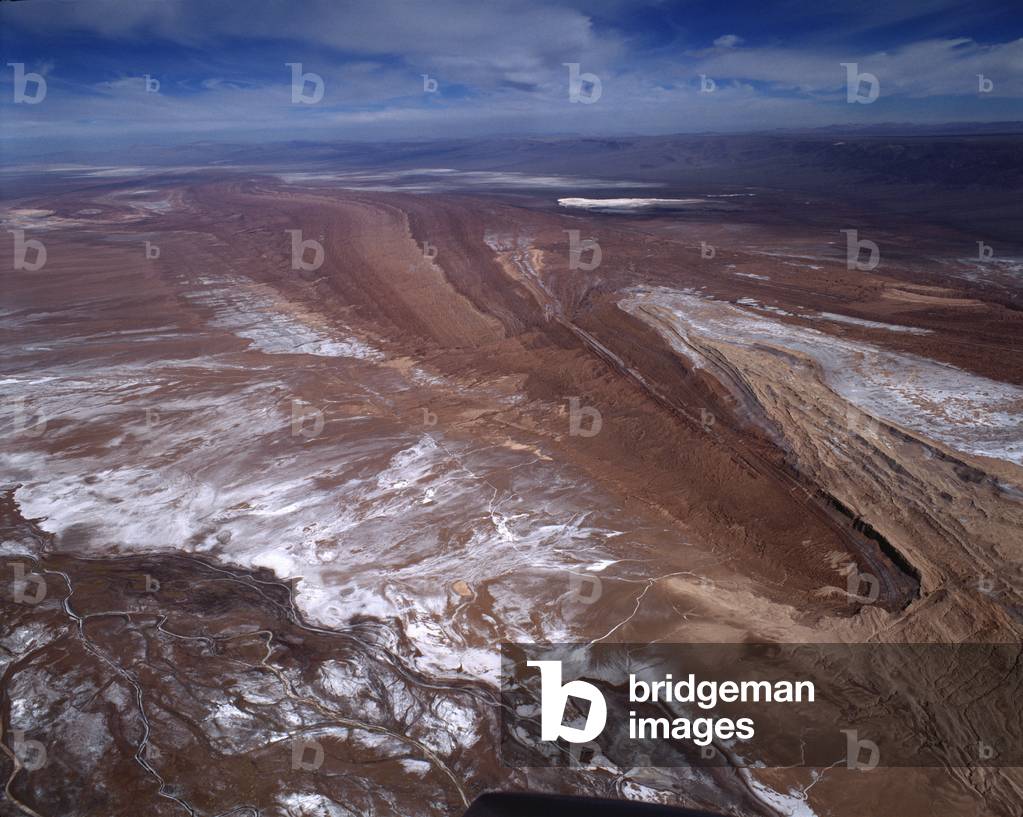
[2,150,1022,816]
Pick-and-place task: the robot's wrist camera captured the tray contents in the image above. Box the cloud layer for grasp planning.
[1,0,1020,151]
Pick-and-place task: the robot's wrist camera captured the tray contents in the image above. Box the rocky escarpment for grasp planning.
[619,289,1023,641]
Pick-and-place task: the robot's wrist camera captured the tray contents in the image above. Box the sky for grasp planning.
[1,0,1021,156]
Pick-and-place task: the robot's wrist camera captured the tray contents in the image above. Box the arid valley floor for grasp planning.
[2,135,1023,816]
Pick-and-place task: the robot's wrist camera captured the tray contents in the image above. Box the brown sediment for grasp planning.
[0,490,490,817]
[0,490,790,817]
[881,286,982,306]
[179,181,924,611]
[2,173,1022,816]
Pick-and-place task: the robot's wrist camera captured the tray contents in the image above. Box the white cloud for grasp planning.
[694,37,1023,98]
[4,0,622,92]
[713,34,743,49]
[1,1,1020,146]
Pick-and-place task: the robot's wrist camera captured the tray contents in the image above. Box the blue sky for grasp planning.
[2,0,1021,154]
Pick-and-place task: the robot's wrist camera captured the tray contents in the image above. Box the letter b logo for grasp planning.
[10,230,46,271]
[528,660,607,743]
[292,738,324,770]
[564,63,602,104]
[565,230,601,271]
[12,563,46,605]
[287,229,323,271]
[842,229,879,271]
[568,397,602,437]
[9,63,46,104]
[841,63,879,104]
[286,63,324,104]
[845,564,880,604]
[291,399,324,438]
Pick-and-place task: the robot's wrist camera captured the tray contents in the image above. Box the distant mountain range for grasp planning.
[7,125,1022,241]
[93,126,1020,192]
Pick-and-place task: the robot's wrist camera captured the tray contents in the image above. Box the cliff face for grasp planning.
[619,288,1023,641]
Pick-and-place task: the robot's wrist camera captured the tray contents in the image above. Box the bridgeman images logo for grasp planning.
[528,660,608,743]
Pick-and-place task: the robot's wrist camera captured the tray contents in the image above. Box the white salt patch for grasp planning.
[621,286,1023,465]
[744,774,819,817]
[400,759,432,777]
[278,793,348,817]
[558,197,705,212]
[251,551,297,579]
[279,168,659,191]
[186,274,382,361]
[818,312,931,335]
